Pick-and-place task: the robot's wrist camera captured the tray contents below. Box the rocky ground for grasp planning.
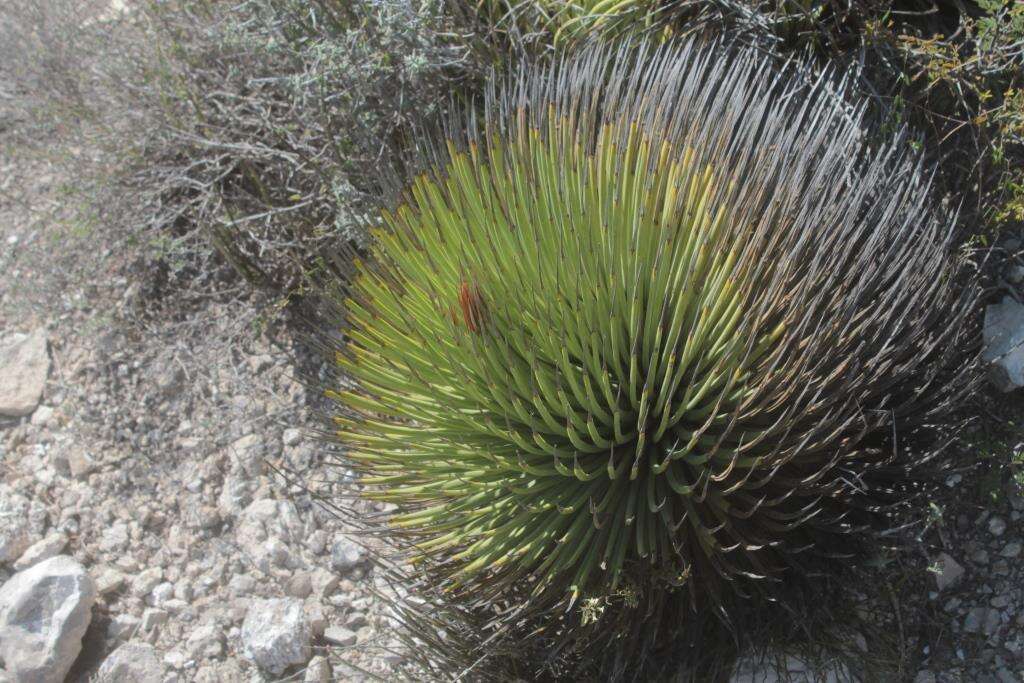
[0,148,400,681]
[2,68,1024,683]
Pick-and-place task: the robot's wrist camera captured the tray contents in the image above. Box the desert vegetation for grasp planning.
[0,0,1022,682]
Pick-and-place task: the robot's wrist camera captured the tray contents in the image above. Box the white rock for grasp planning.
[131,568,164,596]
[988,516,1007,537]
[148,581,174,607]
[323,625,357,646]
[303,655,331,683]
[94,566,126,596]
[30,405,54,426]
[983,297,1024,391]
[304,601,326,637]
[160,598,189,614]
[236,499,304,573]
[0,485,33,564]
[228,574,257,596]
[96,641,163,682]
[283,428,303,447]
[141,608,168,631]
[228,434,265,477]
[217,472,253,518]
[67,450,99,479]
[107,614,141,643]
[186,623,224,659]
[0,555,96,683]
[933,552,965,591]
[162,650,186,670]
[310,568,340,598]
[13,533,66,571]
[173,580,193,602]
[286,572,313,599]
[101,522,130,552]
[241,598,311,675]
[0,328,50,416]
[305,529,328,555]
[330,535,366,572]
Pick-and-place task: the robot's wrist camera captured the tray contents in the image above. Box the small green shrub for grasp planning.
[117,0,481,298]
[333,39,978,679]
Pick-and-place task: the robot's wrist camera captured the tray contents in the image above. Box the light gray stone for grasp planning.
[330,535,365,572]
[983,298,1024,391]
[286,572,312,599]
[1000,541,1021,558]
[96,642,163,682]
[934,552,965,591]
[217,472,253,518]
[0,328,49,416]
[162,650,186,670]
[964,606,1000,635]
[303,655,331,683]
[228,434,265,477]
[101,522,129,552]
[995,668,1017,683]
[131,567,163,596]
[323,625,357,647]
[141,608,168,631]
[283,428,302,447]
[148,581,174,607]
[30,405,54,426]
[12,533,66,571]
[67,450,99,479]
[310,568,339,599]
[0,555,96,683]
[241,598,311,675]
[989,516,1007,537]
[186,623,224,659]
[0,485,33,564]
[107,614,141,643]
[236,499,304,573]
[93,566,126,596]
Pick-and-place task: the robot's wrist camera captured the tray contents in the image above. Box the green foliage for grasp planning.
[333,40,978,679]
[894,0,1024,234]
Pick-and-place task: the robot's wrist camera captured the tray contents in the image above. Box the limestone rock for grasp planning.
[0,485,32,564]
[107,614,141,643]
[186,623,224,659]
[324,625,357,646]
[13,533,66,571]
[241,598,311,675]
[96,641,163,682]
[983,297,1024,391]
[933,552,965,591]
[236,499,304,573]
[0,328,49,416]
[0,555,96,683]
[228,434,265,477]
[330,534,366,572]
[304,655,332,682]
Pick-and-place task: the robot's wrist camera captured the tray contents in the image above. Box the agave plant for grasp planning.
[332,39,976,678]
